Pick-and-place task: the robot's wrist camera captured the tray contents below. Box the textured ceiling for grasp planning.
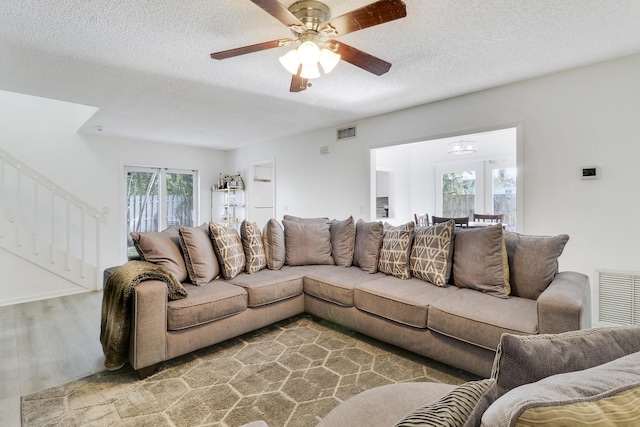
[2,0,640,150]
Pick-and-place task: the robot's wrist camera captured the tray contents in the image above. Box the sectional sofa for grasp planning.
[100,215,590,380]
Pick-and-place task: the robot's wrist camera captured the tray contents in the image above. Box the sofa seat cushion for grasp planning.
[428,289,538,351]
[167,282,247,330]
[354,277,460,328]
[304,266,387,307]
[227,268,303,307]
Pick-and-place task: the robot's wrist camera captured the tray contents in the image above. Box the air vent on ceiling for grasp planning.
[336,125,357,141]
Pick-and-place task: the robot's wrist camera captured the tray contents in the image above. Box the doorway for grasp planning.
[247,159,275,229]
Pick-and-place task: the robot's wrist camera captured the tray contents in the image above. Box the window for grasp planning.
[442,170,476,217]
[125,166,198,258]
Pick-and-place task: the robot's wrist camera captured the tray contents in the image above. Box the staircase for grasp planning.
[0,148,106,293]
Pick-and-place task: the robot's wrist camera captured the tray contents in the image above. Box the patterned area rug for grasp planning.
[21,315,478,427]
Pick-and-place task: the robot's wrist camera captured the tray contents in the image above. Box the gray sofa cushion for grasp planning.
[179,224,220,285]
[395,379,496,427]
[491,326,640,398]
[262,219,285,270]
[354,277,460,329]
[428,289,538,351]
[482,351,640,427]
[504,231,569,299]
[453,224,510,298]
[304,266,386,307]
[131,227,188,283]
[167,282,247,330]
[353,219,384,273]
[330,216,356,267]
[318,382,457,427]
[228,268,304,307]
[283,219,334,266]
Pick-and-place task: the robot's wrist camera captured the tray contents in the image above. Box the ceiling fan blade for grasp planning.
[290,65,308,92]
[319,0,407,37]
[250,0,306,28]
[211,39,289,60]
[331,42,391,76]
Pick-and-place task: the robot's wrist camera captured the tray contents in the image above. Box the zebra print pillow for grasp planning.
[394,379,496,427]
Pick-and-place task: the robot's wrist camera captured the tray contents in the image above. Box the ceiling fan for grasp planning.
[210,0,407,92]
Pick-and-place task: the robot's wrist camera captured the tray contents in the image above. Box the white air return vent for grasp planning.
[336,125,357,141]
[597,269,640,326]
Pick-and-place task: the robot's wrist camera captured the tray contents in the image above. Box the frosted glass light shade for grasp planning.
[448,140,477,155]
[319,48,340,73]
[300,64,320,79]
[279,49,300,75]
[297,41,320,66]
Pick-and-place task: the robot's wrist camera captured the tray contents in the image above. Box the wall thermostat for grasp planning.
[581,166,598,180]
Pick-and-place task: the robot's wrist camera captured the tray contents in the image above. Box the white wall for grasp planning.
[228,54,640,311]
[0,90,227,304]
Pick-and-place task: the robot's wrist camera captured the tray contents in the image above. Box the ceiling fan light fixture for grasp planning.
[297,40,321,66]
[319,48,340,73]
[300,63,320,79]
[279,49,301,75]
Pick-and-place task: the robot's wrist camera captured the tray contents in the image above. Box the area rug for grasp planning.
[21,315,478,427]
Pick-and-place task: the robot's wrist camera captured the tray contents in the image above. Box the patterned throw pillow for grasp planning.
[394,379,496,427]
[178,223,220,285]
[378,222,415,279]
[240,220,266,274]
[410,220,455,286]
[209,223,246,280]
[130,226,188,282]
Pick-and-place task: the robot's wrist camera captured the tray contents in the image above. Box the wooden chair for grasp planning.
[413,213,429,227]
[432,216,469,228]
[473,213,504,223]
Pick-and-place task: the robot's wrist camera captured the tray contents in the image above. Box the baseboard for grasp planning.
[0,287,91,307]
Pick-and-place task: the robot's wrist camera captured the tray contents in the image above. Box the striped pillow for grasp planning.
[394,379,496,427]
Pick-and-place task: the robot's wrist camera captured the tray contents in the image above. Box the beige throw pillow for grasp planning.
[353,219,384,274]
[240,220,267,274]
[378,221,415,279]
[330,216,356,267]
[262,219,286,270]
[504,231,569,299]
[282,219,334,266]
[178,223,220,285]
[452,223,510,298]
[130,227,187,282]
[209,223,246,280]
[410,220,455,286]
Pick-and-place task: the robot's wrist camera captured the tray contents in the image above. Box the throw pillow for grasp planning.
[262,218,286,270]
[482,351,640,426]
[353,219,384,273]
[452,224,510,298]
[410,220,455,286]
[394,379,496,427]
[504,231,570,299]
[378,221,415,279]
[283,214,330,223]
[130,226,188,282]
[209,223,246,280]
[178,223,220,285]
[240,220,267,274]
[330,216,356,267]
[491,326,640,399]
[282,219,334,266]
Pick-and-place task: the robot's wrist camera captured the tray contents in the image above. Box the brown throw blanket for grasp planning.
[100,260,188,370]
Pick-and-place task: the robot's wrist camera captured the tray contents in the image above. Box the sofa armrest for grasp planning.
[130,279,168,371]
[537,271,591,334]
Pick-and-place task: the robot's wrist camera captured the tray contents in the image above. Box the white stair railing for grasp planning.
[0,148,106,291]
